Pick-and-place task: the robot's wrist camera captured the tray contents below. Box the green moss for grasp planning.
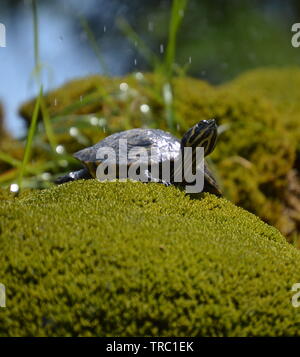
[16,69,300,239]
[0,180,300,336]
[0,188,14,201]
[19,76,111,121]
[198,90,295,231]
[172,76,295,237]
[221,67,300,237]
[225,67,300,144]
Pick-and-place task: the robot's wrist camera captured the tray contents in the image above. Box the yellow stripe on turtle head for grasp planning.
[181,119,218,156]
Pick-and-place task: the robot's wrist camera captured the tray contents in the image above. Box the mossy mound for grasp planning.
[19,74,213,153]
[225,67,300,145]
[222,67,300,237]
[16,68,300,239]
[0,180,300,336]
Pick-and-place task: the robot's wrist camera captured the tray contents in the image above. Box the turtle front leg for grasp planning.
[55,168,92,185]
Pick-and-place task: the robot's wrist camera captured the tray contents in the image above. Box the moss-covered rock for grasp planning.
[18,74,213,152]
[224,67,300,145]
[222,67,300,238]
[0,180,300,336]
[201,89,295,236]
[16,69,300,240]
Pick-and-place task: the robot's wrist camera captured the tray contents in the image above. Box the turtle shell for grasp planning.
[74,129,181,165]
[74,128,220,194]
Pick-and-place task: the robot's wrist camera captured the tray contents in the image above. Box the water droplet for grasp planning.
[140,104,150,113]
[217,123,230,135]
[10,183,19,193]
[163,83,173,104]
[56,145,65,154]
[41,172,51,181]
[148,21,154,32]
[189,56,192,64]
[160,44,164,54]
[90,116,99,126]
[69,127,79,137]
[54,98,57,106]
[98,118,107,127]
[80,95,83,102]
[135,72,144,81]
[134,58,137,66]
[120,82,129,91]
[59,160,68,167]
[103,25,106,32]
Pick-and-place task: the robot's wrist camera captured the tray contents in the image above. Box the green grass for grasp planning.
[117,17,160,70]
[3,0,190,191]
[17,86,43,190]
[164,0,188,79]
[40,97,58,152]
[79,16,109,75]
[118,0,189,130]
[13,0,68,191]
[0,152,21,168]
[32,0,41,83]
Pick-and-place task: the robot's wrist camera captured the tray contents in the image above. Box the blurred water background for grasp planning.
[0,0,300,137]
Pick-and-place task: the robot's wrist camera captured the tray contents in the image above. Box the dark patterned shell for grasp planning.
[74,128,181,164]
[74,128,220,194]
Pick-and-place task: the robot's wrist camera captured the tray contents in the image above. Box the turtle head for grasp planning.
[181,119,218,156]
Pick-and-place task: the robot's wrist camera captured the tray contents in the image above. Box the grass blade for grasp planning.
[40,97,58,152]
[117,17,160,69]
[0,152,21,168]
[165,0,188,78]
[79,16,109,75]
[18,86,43,190]
[32,0,42,83]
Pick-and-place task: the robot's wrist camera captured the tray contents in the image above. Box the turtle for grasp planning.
[56,119,221,195]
